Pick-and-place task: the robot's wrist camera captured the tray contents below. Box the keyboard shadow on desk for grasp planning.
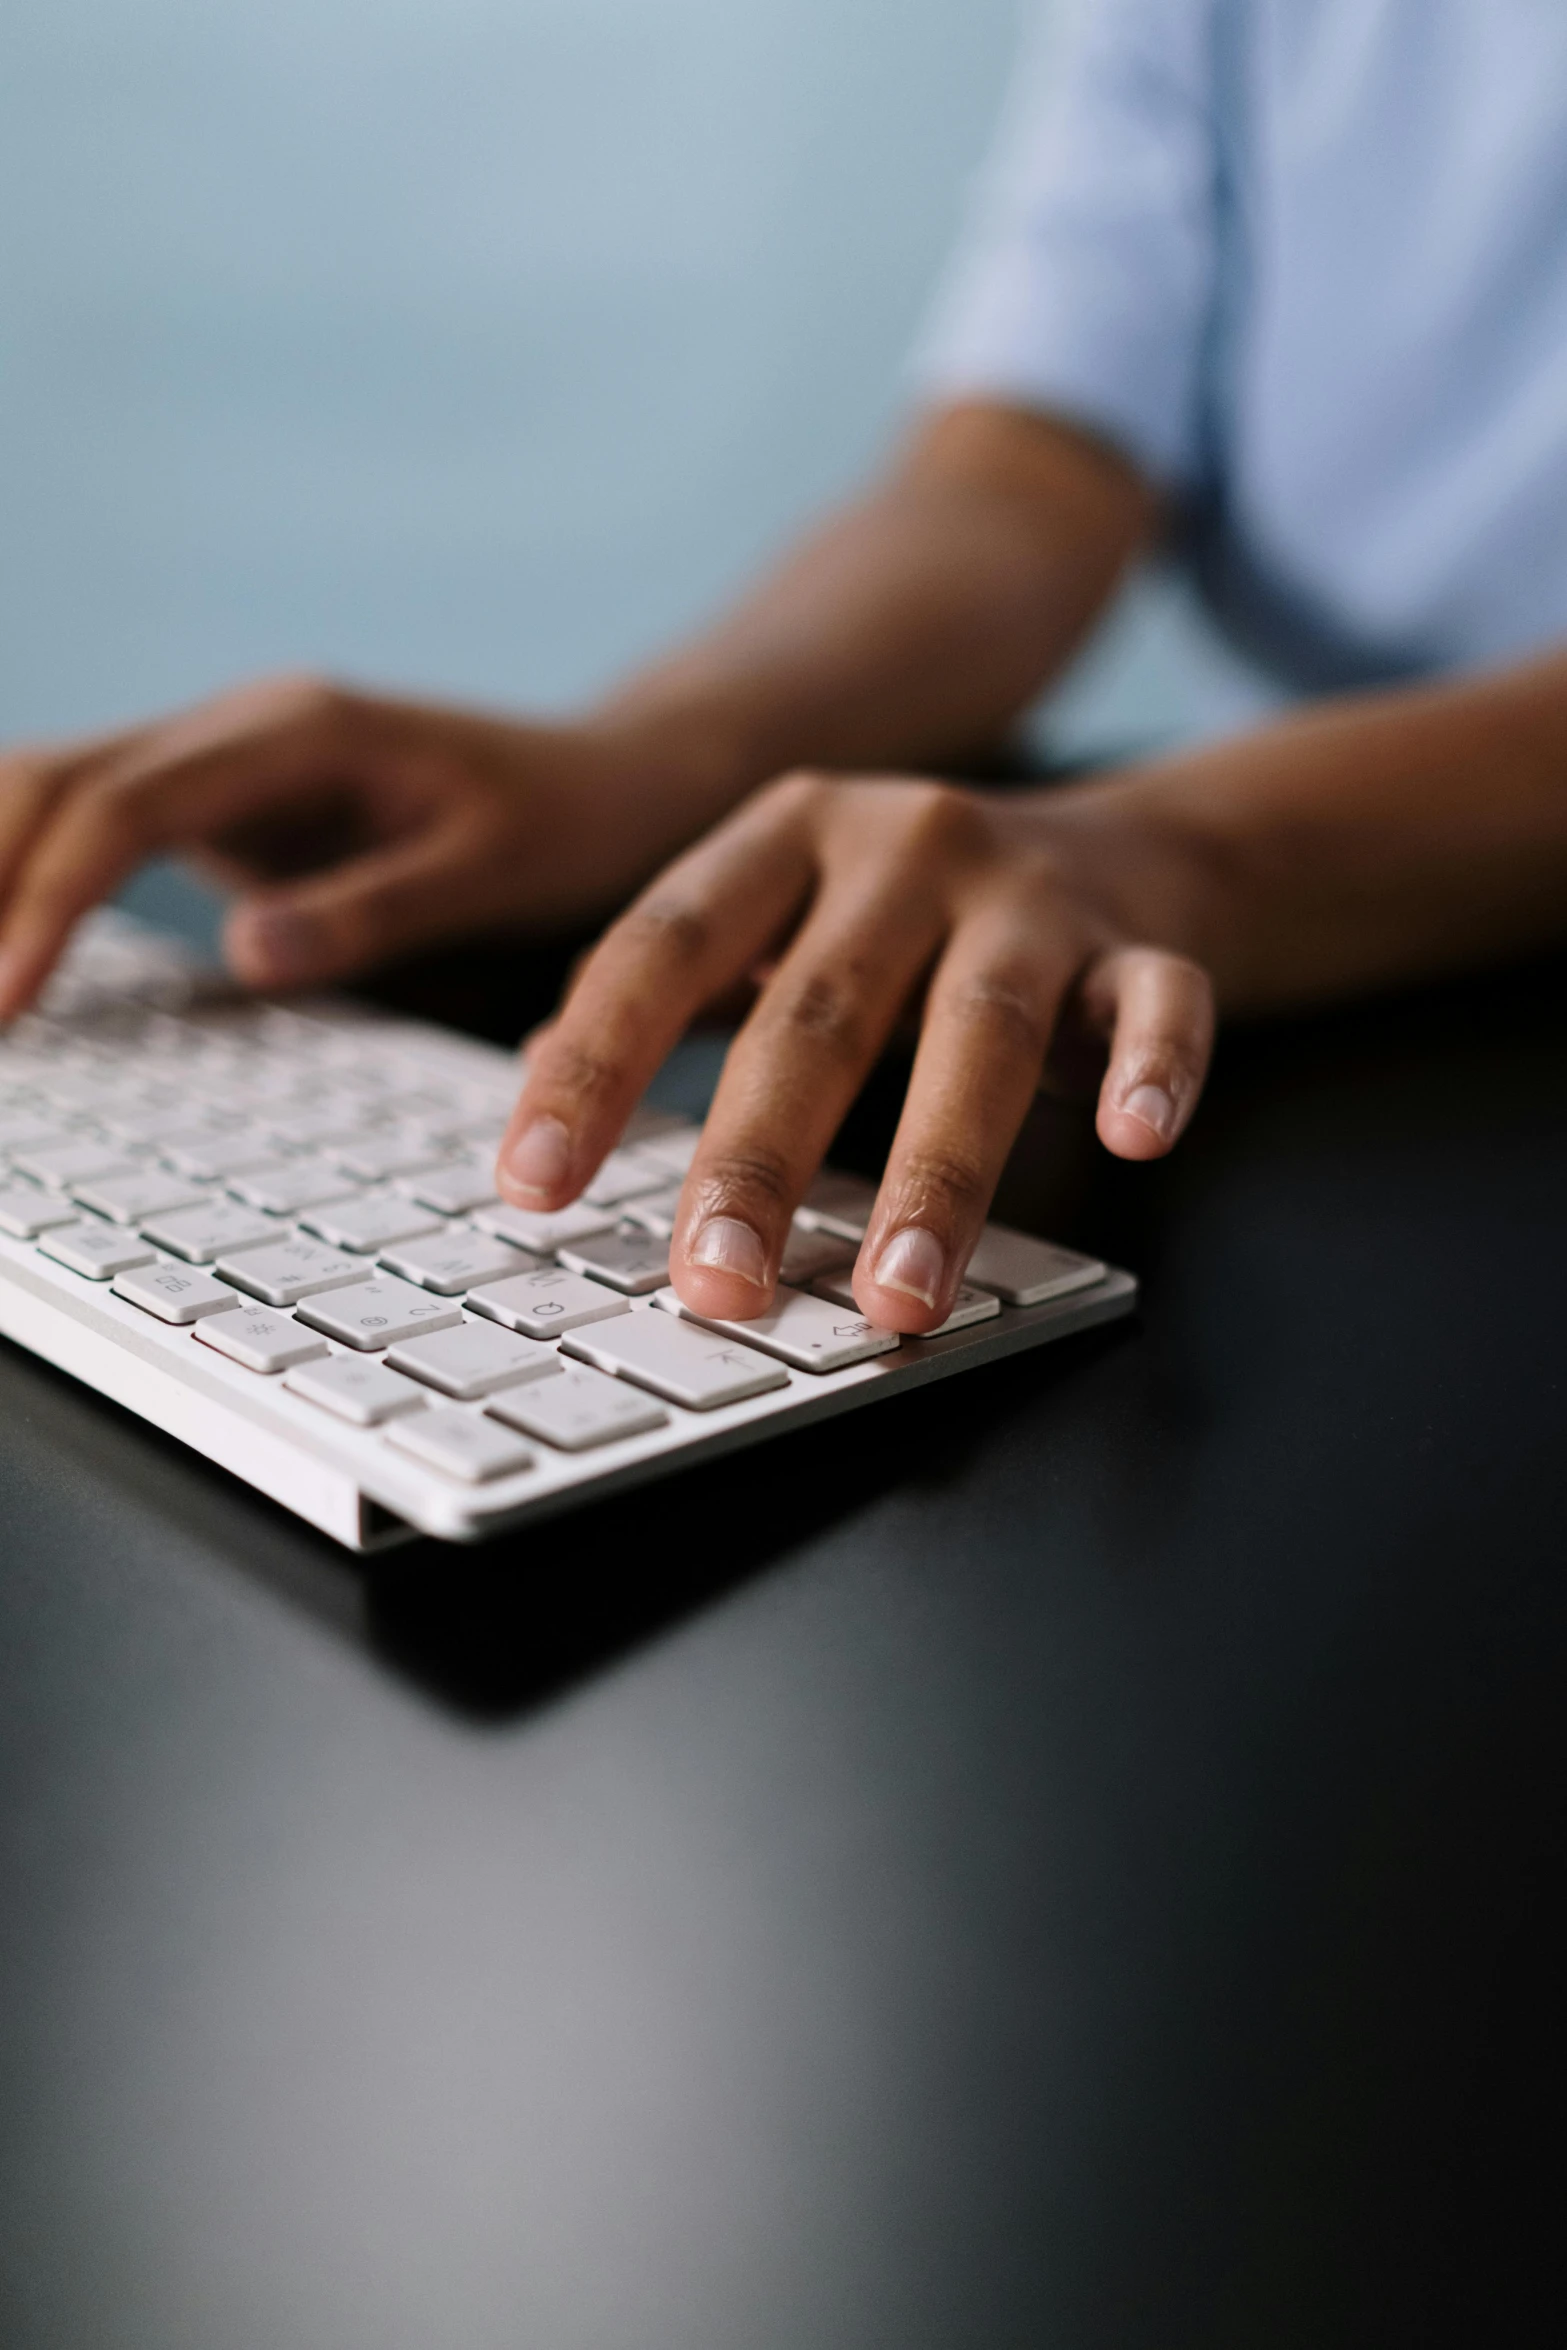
[0,1295,1130,1725]
[361,1326,1126,1721]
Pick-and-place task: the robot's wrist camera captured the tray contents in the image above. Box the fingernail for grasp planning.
[1121,1082,1177,1143]
[239,909,320,983]
[505,1114,573,1197]
[871,1226,947,1308]
[688,1215,768,1287]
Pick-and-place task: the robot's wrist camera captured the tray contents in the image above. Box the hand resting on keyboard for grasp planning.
[495,772,1212,1336]
[0,677,1214,1339]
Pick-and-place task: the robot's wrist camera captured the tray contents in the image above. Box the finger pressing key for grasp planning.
[666,786,964,1321]
[852,911,1070,1333]
[496,794,814,1215]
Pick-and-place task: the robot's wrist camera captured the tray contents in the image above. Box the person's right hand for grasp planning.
[0,673,720,1020]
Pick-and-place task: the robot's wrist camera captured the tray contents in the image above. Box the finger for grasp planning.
[0,700,346,1018]
[0,758,72,935]
[0,778,169,1019]
[851,909,1071,1334]
[223,814,503,988]
[669,869,950,1318]
[1085,946,1215,1159]
[0,721,151,930]
[496,783,819,1209]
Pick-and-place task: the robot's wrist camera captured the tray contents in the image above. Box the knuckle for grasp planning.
[613,894,712,970]
[234,669,356,743]
[1165,952,1217,1009]
[271,668,342,719]
[760,767,831,823]
[540,1035,628,1110]
[689,1144,796,1220]
[765,964,874,1064]
[0,752,58,807]
[889,1146,987,1222]
[1010,845,1070,902]
[943,971,1052,1061]
[893,778,982,855]
[75,775,150,843]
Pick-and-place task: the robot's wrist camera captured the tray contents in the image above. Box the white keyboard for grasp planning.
[0,913,1137,1549]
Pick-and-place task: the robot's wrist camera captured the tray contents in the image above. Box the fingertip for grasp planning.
[0,938,46,1023]
[224,902,328,989]
[1096,1088,1179,1160]
[851,1274,947,1336]
[853,1225,953,1334]
[497,1112,576,1209]
[672,1260,775,1322]
[676,1213,774,1319]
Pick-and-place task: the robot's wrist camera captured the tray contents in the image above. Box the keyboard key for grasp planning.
[215,1235,366,1307]
[12,1139,141,1191]
[373,1086,463,1124]
[70,1168,207,1225]
[194,1305,330,1374]
[621,1106,690,1145]
[562,1310,789,1409]
[0,1180,82,1238]
[300,1190,445,1254]
[329,1131,449,1183]
[385,1407,535,1484]
[376,1228,528,1295]
[39,1222,158,1280]
[581,1147,671,1207]
[656,1284,900,1374]
[628,1123,701,1176]
[112,1263,239,1323]
[961,1227,1107,1306]
[284,1353,429,1426]
[467,1265,631,1339]
[471,1198,617,1255]
[557,1225,671,1295]
[385,1319,562,1400]
[0,1113,76,1156]
[141,1197,278,1263]
[434,1114,507,1149]
[229,1157,360,1215]
[295,1276,464,1351]
[161,1127,283,1181]
[795,1171,878,1242]
[620,1184,685,1238]
[812,1268,1000,1336]
[34,1070,136,1114]
[399,1153,500,1216]
[101,1103,233,1146]
[918,1283,1002,1336]
[261,1106,379,1150]
[488,1364,667,1451]
[778,1222,856,1288]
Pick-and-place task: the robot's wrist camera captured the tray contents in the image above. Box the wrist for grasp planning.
[578,675,778,832]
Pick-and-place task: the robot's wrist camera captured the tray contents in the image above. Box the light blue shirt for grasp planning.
[918,0,1567,693]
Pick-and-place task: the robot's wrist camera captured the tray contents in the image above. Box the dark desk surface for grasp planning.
[2,965,1564,2350]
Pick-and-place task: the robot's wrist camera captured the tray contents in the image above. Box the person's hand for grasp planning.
[498,770,1215,1333]
[0,673,729,1019]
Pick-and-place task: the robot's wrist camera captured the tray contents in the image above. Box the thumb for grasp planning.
[223,822,488,988]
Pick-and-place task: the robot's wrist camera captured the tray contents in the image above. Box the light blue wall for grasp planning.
[0,0,1030,728]
[0,0,1275,867]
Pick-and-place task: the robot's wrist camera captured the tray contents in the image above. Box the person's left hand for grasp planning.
[496,769,1215,1333]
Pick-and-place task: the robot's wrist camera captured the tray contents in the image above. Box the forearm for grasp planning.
[585,402,1157,820]
[1051,648,1567,1010]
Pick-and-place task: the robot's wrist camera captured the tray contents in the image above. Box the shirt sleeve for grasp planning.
[914,0,1222,490]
